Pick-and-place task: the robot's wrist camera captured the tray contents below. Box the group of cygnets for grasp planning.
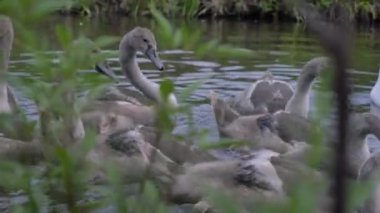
[1,15,380,212]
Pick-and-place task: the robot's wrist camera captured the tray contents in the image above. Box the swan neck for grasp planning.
[284,86,310,118]
[295,71,315,94]
[0,82,10,113]
[120,45,178,107]
[121,45,160,101]
[284,67,317,117]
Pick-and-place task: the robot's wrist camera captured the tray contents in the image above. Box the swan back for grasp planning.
[370,69,380,107]
[229,71,294,115]
[210,90,239,128]
[250,79,294,113]
[358,152,380,213]
[344,113,380,178]
[272,111,313,143]
[235,150,283,194]
[270,156,322,195]
[170,152,285,204]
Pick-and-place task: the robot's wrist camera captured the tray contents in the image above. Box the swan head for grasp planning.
[209,90,239,127]
[121,27,164,70]
[95,60,118,82]
[302,56,331,78]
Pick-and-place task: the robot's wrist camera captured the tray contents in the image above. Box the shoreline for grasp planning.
[57,1,380,24]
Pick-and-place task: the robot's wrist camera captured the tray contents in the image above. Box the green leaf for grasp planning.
[33,0,71,16]
[107,165,128,212]
[172,30,183,48]
[178,80,204,102]
[149,3,173,36]
[160,78,175,99]
[94,36,120,48]
[56,25,73,48]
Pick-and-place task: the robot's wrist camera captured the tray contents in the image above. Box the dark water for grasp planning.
[7,17,380,143]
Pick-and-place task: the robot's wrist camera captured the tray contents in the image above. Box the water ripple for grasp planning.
[7,21,380,144]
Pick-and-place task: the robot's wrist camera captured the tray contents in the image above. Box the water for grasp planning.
[4,16,380,213]
[7,17,380,143]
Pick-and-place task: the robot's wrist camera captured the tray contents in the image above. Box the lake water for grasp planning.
[7,16,380,145]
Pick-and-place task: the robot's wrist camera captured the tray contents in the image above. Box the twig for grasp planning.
[298,2,352,213]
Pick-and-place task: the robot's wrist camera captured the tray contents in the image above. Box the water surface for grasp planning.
[8,17,380,143]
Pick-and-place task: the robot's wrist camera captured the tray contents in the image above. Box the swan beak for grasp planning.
[95,62,119,82]
[145,48,164,71]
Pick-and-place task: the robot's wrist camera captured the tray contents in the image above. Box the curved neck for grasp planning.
[285,67,317,118]
[0,82,10,113]
[119,45,178,108]
[294,70,315,96]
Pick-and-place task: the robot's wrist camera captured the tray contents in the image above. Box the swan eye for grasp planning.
[143,38,148,43]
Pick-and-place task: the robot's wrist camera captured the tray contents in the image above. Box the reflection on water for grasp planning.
[8,17,380,143]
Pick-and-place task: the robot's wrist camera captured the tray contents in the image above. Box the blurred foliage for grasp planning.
[0,0,256,211]
[0,0,377,212]
[0,0,134,212]
[37,0,380,23]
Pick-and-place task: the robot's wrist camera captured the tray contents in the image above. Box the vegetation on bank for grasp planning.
[61,0,380,22]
